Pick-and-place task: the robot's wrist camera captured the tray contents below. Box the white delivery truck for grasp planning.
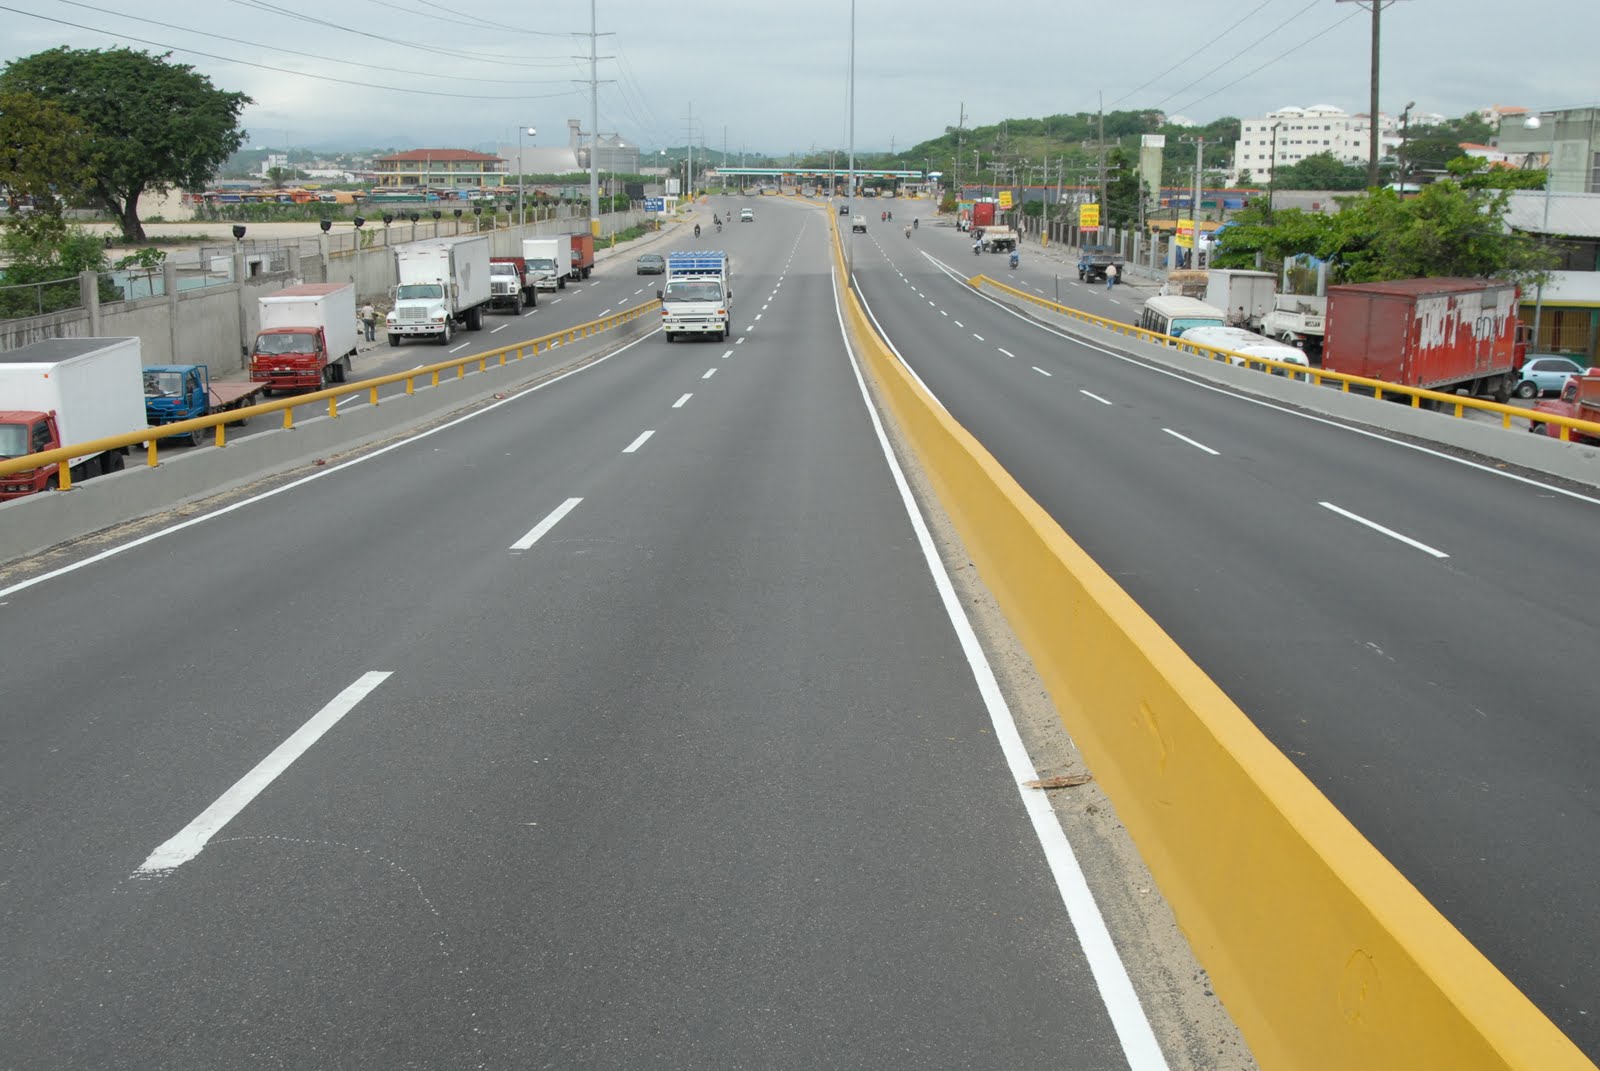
[0,337,146,499]
[387,235,493,346]
[659,252,733,343]
[1204,269,1278,330]
[521,235,573,291]
[251,282,359,390]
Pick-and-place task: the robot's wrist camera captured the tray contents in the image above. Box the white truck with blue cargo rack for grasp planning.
[658,252,733,343]
[387,235,492,346]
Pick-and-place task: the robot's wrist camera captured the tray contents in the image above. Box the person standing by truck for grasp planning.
[1105,262,1119,289]
[360,301,377,342]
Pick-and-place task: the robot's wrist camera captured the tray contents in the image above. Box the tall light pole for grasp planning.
[1396,101,1415,198]
[517,126,536,227]
[1266,121,1281,220]
[1524,112,1557,349]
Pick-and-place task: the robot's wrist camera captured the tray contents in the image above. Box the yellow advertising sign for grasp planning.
[998,190,1013,209]
[1175,219,1195,249]
[1078,203,1100,230]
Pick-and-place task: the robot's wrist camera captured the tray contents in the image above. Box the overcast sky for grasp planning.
[4,0,1595,157]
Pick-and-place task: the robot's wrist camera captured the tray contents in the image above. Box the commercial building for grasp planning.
[1495,106,1600,194]
[1506,189,1600,362]
[372,150,507,188]
[1233,105,1419,182]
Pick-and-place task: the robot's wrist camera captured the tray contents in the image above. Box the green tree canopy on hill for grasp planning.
[1271,152,1370,190]
[0,47,250,241]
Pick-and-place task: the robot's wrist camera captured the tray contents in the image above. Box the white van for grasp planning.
[1138,295,1227,339]
[1181,326,1310,381]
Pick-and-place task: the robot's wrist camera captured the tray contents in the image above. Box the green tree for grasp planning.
[0,210,114,318]
[0,47,250,241]
[1272,151,1369,190]
[0,90,92,213]
[265,166,291,187]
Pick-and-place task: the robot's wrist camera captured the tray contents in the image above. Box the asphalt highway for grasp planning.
[852,200,1600,1060]
[0,199,1178,1069]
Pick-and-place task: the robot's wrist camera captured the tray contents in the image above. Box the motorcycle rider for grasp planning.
[912,217,918,230]
[694,223,701,238]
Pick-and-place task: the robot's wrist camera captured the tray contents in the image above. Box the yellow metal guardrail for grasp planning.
[830,214,1593,1069]
[0,300,660,489]
[971,274,1600,445]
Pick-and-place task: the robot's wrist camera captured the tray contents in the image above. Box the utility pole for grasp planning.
[1337,0,1410,189]
[955,101,966,193]
[1190,136,1205,266]
[1097,91,1108,216]
[587,0,599,233]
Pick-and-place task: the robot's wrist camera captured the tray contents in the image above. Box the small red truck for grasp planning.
[971,200,997,228]
[1529,366,1600,444]
[569,233,595,281]
[1323,278,1526,404]
[249,282,359,393]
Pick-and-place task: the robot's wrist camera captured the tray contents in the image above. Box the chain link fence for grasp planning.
[0,275,84,319]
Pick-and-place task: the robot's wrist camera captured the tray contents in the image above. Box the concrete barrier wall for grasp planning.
[824,212,1592,1070]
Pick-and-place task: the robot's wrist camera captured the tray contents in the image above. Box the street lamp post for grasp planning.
[1397,101,1415,199]
[1524,112,1557,349]
[1267,121,1281,221]
[517,126,537,228]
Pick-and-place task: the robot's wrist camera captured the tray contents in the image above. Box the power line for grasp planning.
[1150,0,1324,112]
[226,0,568,68]
[46,0,578,84]
[1168,9,1364,116]
[0,5,588,101]
[348,0,580,37]
[1108,0,1279,108]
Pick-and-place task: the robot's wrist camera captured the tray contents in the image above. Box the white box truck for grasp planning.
[660,252,733,342]
[0,337,146,499]
[521,235,573,291]
[250,282,359,391]
[388,235,493,346]
[1205,269,1278,330]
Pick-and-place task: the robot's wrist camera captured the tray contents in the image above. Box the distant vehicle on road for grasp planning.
[838,204,850,215]
[1077,249,1124,282]
[1515,355,1587,398]
[740,208,754,222]
[851,216,867,233]
[636,253,665,275]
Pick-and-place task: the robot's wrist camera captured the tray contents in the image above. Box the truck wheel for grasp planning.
[466,306,484,331]
[513,292,524,314]
[558,277,566,290]
[101,450,124,474]
[583,266,591,279]
[1529,422,1546,435]
[388,334,401,347]
[439,319,453,345]
[45,475,58,492]
[527,288,537,308]
[665,332,676,344]
[331,358,347,384]
[190,426,206,447]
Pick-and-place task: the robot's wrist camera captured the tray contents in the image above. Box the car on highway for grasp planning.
[740,208,754,222]
[1514,355,1587,398]
[838,204,850,215]
[635,253,665,275]
[851,216,867,233]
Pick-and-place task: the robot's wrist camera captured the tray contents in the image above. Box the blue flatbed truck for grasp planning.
[144,364,270,446]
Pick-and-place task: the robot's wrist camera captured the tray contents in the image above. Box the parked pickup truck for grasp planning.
[1077,250,1125,282]
[144,364,270,446]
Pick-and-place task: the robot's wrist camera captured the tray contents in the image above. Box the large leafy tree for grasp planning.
[1271,151,1370,191]
[0,47,250,241]
[0,91,92,214]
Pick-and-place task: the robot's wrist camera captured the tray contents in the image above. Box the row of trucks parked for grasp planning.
[1154,270,1530,406]
[386,233,596,344]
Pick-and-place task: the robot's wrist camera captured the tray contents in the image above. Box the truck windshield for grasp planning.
[255,332,319,355]
[143,370,185,397]
[528,259,556,271]
[0,423,27,459]
[490,264,517,275]
[664,281,724,303]
[396,284,444,300]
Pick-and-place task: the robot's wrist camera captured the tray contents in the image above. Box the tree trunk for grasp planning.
[116,189,145,243]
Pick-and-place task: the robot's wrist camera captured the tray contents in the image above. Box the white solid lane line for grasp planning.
[1320,502,1450,558]
[1162,428,1220,456]
[673,393,692,408]
[490,324,508,333]
[522,309,537,317]
[511,497,583,551]
[702,367,718,379]
[1080,390,1113,406]
[135,672,394,874]
[623,430,655,454]
[1032,366,1053,377]
[998,348,1015,358]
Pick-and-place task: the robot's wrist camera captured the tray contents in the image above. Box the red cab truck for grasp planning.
[0,337,145,499]
[971,200,997,228]
[568,233,595,280]
[249,282,359,393]
[1530,366,1600,444]
[1323,278,1526,403]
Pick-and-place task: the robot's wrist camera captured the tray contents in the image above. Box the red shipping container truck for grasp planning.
[971,201,996,228]
[1323,278,1526,403]
[568,233,594,280]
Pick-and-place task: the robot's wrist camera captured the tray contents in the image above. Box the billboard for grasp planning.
[1078,203,1101,231]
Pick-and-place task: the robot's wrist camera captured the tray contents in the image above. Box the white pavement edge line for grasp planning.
[623,429,655,454]
[1162,428,1220,456]
[830,256,1171,1071]
[1081,390,1113,406]
[510,497,583,551]
[853,280,949,415]
[0,328,661,600]
[930,260,1600,510]
[673,393,693,409]
[1319,501,1450,559]
[134,671,393,875]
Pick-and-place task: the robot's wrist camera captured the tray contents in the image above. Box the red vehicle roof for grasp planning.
[1328,277,1514,297]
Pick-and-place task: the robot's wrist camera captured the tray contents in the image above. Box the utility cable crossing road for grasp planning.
[852,210,1600,1062]
[0,201,1204,1069]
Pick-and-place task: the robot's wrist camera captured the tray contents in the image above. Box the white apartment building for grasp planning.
[1233,105,1410,182]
